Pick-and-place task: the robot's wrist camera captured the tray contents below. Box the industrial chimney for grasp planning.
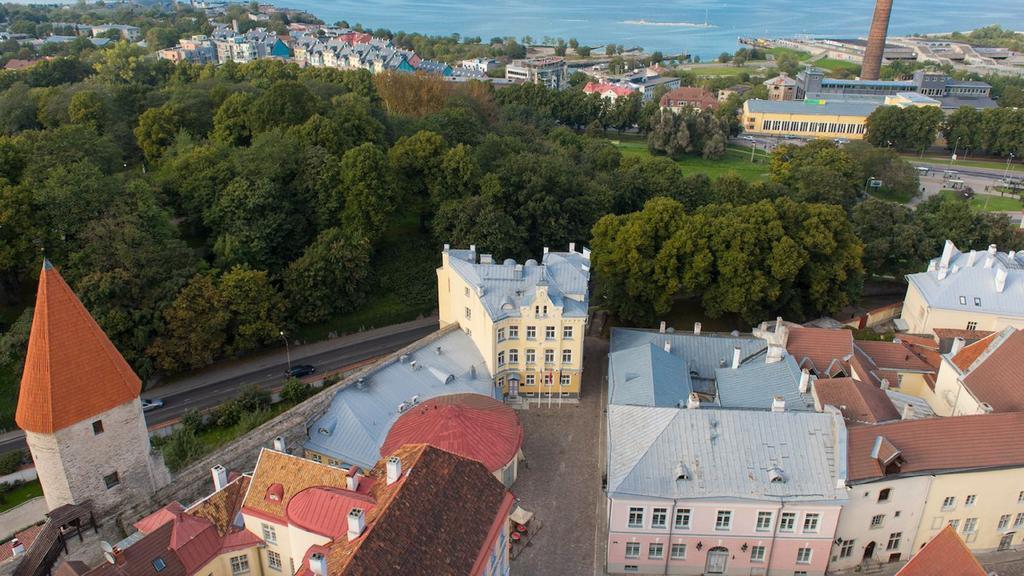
[861,0,893,80]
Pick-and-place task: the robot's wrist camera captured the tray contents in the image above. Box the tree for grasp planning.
[865,105,943,151]
[851,198,927,277]
[68,91,107,129]
[134,104,184,162]
[149,273,229,372]
[433,175,527,257]
[577,45,591,58]
[219,266,286,355]
[207,175,305,272]
[249,80,318,132]
[340,143,398,243]
[770,140,861,209]
[284,227,372,324]
[0,83,39,135]
[212,92,254,146]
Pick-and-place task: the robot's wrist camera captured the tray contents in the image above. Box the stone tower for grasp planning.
[16,260,157,514]
[861,0,893,81]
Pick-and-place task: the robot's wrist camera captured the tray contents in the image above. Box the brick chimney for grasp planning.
[861,0,893,80]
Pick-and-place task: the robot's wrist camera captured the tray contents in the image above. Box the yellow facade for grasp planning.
[199,548,264,576]
[900,281,1024,335]
[914,468,1024,553]
[242,513,329,576]
[437,249,587,399]
[742,101,868,140]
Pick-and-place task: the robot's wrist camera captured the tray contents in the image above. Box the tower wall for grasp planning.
[862,0,893,80]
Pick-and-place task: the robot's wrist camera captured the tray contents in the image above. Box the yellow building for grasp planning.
[915,466,1024,554]
[741,93,939,140]
[437,244,591,399]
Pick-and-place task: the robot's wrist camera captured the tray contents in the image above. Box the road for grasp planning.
[0,316,439,455]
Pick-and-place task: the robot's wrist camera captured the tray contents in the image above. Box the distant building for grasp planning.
[90,24,141,41]
[716,85,750,102]
[583,81,636,101]
[861,0,893,80]
[795,67,995,111]
[505,56,568,89]
[741,98,876,139]
[659,86,719,111]
[461,57,497,73]
[763,72,798,101]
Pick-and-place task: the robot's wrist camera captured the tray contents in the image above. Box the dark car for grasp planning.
[285,364,316,378]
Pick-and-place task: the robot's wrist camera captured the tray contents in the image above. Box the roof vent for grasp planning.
[386,456,402,485]
[768,467,787,483]
[309,553,327,576]
[273,436,286,452]
[799,369,811,394]
[675,462,690,481]
[347,508,365,541]
[435,346,443,355]
[356,377,368,390]
[659,321,666,334]
[470,365,477,379]
[345,467,360,491]
[901,403,915,420]
[686,392,700,410]
[996,268,1008,293]
[399,354,409,363]
[732,346,742,369]
[694,322,702,336]
[978,402,994,414]
[988,244,998,256]
[265,483,284,502]
[663,340,671,353]
[398,402,409,414]
[409,361,418,371]
[211,465,228,491]
[771,396,786,412]
[950,337,966,356]
[444,374,456,385]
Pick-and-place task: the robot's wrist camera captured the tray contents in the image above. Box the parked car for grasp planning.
[141,398,165,412]
[285,364,316,378]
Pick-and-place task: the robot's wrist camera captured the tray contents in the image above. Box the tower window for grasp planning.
[92,420,104,435]
[103,472,120,489]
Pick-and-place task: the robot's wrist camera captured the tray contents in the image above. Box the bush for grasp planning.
[236,384,271,412]
[237,409,270,432]
[180,409,204,434]
[162,429,205,472]
[281,378,314,405]
[0,450,23,475]
[213,401,242,428]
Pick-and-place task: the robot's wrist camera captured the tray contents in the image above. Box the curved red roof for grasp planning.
[381,394,522,473]
[286,487,376,539]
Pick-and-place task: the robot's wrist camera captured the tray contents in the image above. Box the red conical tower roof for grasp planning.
[16,260,141,434]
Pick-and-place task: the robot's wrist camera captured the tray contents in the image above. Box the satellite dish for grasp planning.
[101,541,115,564]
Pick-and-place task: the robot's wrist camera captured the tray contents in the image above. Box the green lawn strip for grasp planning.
[768,47,813,61]
[0,480,43,513]
[194,402,292,451]
[815,58,861,73]
[611,138,770,182]
[938,189,1023,212]
[869,186,916,204]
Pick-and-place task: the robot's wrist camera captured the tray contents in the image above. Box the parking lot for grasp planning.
[510,336,608,576]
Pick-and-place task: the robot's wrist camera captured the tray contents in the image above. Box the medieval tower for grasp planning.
[861,0,894,80]
[16,260,159,514]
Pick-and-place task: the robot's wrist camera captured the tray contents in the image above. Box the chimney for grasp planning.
[988,244,998,256]
[775,316,784,332]
[880,378,890,391]
[386,455,401,485]
[569,242,576,253]
[967,250,978,266]
[663,340,671,353]
[732,346,742,369]
[211,465,228,491]
[346,467,360,491]
[978,402,994,414]
[693,322,701,336]
[309,553,327,576]
[10,538,25,557]
[799,369,811,394]
[273,436,286,452]
[996,267,1008,293]
[951,336,966,356]
[771,396,786,412]
[582,247,591,260]
[480,254,493,264]
[469,244,477,255]
[443,243,450,251]
[659,321,666,334]
[861,0,893,80]
[347,508,365,541]
[985,257,995,269]
[687,392,700,410]
[231,18,239,33]
[543,246,549,255]
[901,403,914,420]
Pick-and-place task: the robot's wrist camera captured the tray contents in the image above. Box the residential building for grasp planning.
[584,82,636,102]
[16,260,160,514]
[90,24,141,41]
[742,99,875,140]
[461,58,498,73]
[659,86,719,112]
[850,339,938,399]
[717,85,750,102]
[895,525,987,576]
[926,327,1024,416]
[505,56,568,90]
[813,377,902,425]
[437,244,590,399]
[763,73,797,101]
[607,406,847,575]
[900,241,1024,335]
[795,67,995,110]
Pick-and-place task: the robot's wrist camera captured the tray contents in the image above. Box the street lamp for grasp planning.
[280,330,292,372]
[949,137,960,168]
[1005,152,1017,181]
[864,176,877,196]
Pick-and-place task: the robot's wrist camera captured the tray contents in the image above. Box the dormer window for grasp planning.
[959,296,967,305]
[974,297,981,307]
[675,462,690,481]
[768,467,786,483]
[92,420,104,435]
[266,483,284,502]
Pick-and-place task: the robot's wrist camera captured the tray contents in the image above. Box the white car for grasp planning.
[141,398,165,412]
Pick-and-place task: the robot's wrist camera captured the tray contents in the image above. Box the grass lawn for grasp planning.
[685,65,755,77]
[194,402,292,450]
[814,58,861,74]
[0,480,43,513]
[768,47,812,61]
[869,186,917,204]
[939,189,1023,212]
[612,137,771,182]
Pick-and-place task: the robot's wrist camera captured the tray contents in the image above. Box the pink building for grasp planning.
[606,407,847,575]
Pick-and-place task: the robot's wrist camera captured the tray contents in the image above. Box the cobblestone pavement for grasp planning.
[511,337,609,576]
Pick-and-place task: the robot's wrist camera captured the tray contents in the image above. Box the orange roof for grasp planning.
[16,261,141,434]
[786,326,853,375]
[950,332,998,371]
[813,377,900,425]
[896,525,986,576]
[855,340,936,372]
[959,329,1024,412]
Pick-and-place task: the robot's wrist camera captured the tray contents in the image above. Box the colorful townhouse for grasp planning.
[437,244,590,399]
[924,327,1024,416]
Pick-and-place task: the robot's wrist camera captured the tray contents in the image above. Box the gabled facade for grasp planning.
[925,327,1024,416]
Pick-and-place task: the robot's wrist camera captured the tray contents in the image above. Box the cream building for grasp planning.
[923,327,1024,416]
[900,241,1024,335]
[438,244,590,399]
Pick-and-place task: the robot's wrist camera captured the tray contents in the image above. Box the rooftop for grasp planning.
[895,525,987,576]
[608,343,692,407]
[611,328,764,391]
[813,377,901,424]
[785,325,854,376]
[951,328,1024,412]
[714,353,815,411]
[907,240,1024,317]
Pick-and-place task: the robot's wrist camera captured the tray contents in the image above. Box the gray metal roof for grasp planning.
[608,343,692,407]
[610,328,764,385]
[607,405,847,502]
[714,354,815,411]
[303,329,497,469]
[906,241,1024,317]
[885,390,936,420]
[746,98,882,117]
[445,247,590,322]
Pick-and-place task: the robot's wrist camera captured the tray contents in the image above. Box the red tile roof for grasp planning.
[786,326,853,375]
[847,412,1024,482]
[134,503,186,534]
[814,377,900,425]
[896,525,986,576]
[4,59,36,70]
[286,487,377,539]
[242,449,349,524]
[659,86,719,110]
[380,393,523,473]
[16,261,141,433]
[932,328,994,342]
[959,329,1024,412]
[950,332,998,371]
[855,340,936,372]
[0,525,43,564]
[583,82,635,97]
[85,522,187,576]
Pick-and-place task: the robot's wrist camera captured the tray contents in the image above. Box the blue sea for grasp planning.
[268,0,1024,59]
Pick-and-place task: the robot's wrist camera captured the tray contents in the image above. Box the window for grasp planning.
[796,548,812,564]
[509,326,519,339]
[974,297,982,307]
[497,351,505,366]
[965,495,977,507]
[756,511,773,531]
[949,519,960,531]
[750,545,766,563]
[715,510,732,530]
[508,349,519,363]
[1014,513,1024,529]
[999,514,1011,531]
[544,373,553,386]
[545,326,556,340]
[648,543,663,559]
[230,555,250,575]
[887,532,902,550]
[878,488,891,502]
[675,509,691,529]
[780,512,796,532]
[966,321,978,331]
[267,551,282,571]
[624,566,638,573]
[624,542,640,559]
[464,307,471,320]
[1018,490,1024,503]
[628,507,644,528]
[888,553,902,563]
[871,514,885,529]
[103,472,120,489]
[525,349,535,364]
[942,496,956,511]
[803,513,820,533]
[544,349,555,364]
[959,296,967,305]
[563,325,573,339]
[261,523,277,544]
[152,558,166,572]
[525,374,535,386]
[309,453,322,463]
[671,543,686,560]
[839,539,855,558]
[497,328,505,342]
[795,572,808,576]
[963,518,978,534]
[652,508,667,529]
[464,286,470,297]
[92,420,104,435]
[562,349,572,364]
[526,326,536,340]
[560,374,571,387]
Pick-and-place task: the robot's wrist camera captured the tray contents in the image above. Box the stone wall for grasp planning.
[113,326,453,531]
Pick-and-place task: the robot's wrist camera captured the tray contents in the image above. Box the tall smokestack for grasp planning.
[861,0,893,80]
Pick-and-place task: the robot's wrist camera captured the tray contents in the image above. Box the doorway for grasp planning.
[705,547,728,574]
[863,541,876,561]
[999,532,1014,551]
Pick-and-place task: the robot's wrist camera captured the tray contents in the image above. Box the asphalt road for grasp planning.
[0,320,438,455]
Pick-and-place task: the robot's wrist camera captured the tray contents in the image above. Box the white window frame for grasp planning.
[230,555,250,575]
[497,351,505,366]
[545,326,556,340]
[942,496,956,511]
[560,374,571,387]
[648,543,663,560]
[779,512,796,532]
[508,349,519,363]
[261,523,277,544]
[796,548,812,564]
[624,542,640,559]
[965,495,977,507]
[675,509,691,529]
[497,327,505,342]
[525,349,535,364]
[750,545,766,563]
[544,349,555,364]
[562,349,572,364]
[651,508,667,529]
[526,326,536,340]
[267,551,282,571]
[871,514,885,529]
[715,510,732,531]
[628,507,644,528]
[563,325,573,339]
[756,511,773,532]
[670,543,686,560]
[508,326,519,339]
[803,513,820,533]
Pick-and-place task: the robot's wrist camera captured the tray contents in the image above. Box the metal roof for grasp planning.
[714,354,815,411]
[610,328,764,386]
[608,343,692,407]
[906,241,1024,317]
[302,330,498,469]
[607,406,847,502]
[745,98,882,117]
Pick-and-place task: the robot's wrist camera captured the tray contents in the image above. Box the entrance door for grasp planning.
[863,541,876,561]
[509,379,519,399]
[705,547,728,574]
[999,532,1014,551]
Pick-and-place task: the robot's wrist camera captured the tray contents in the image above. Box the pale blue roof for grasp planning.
[607,406,847,502]
[610,328,764,390]
[906,242,1024,317]
[608,343,692,407]
[714,354,815,411]
[303,329,498,469]
[746,98,882,117]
